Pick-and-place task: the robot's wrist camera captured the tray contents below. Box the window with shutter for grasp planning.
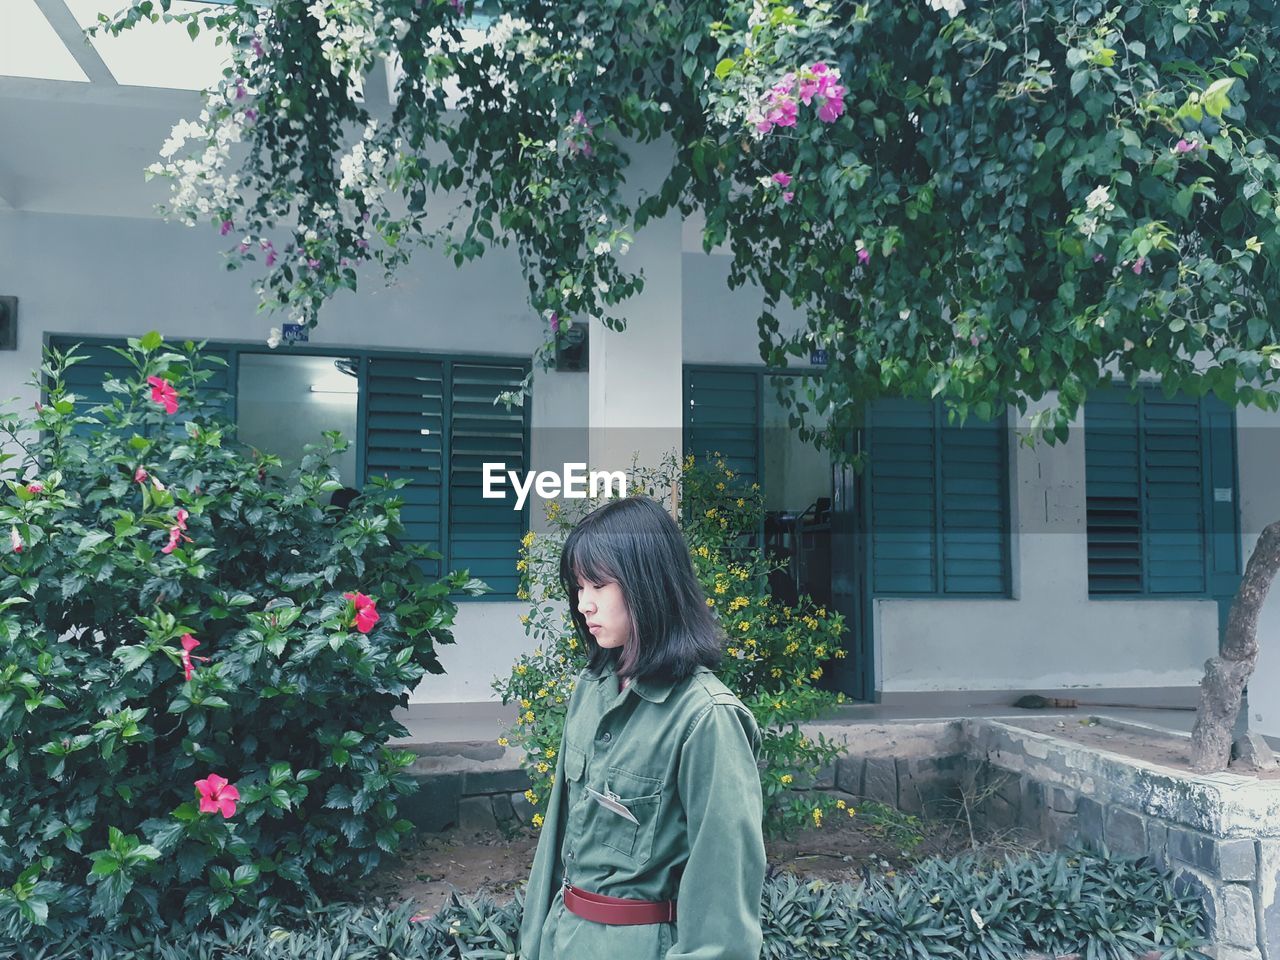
[684,368,761,486]
[865,399,1011,596]
[1085,388,1232,597]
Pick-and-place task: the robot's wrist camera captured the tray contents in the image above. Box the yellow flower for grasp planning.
[524,710,535,722]
[705,508,718,519]
[522,531,537,548]
[738,620,750,632]
[727,646,739,657]
[536,688,548,699]
[836,799,847,809]
[517,587,530,600]
[773,701,783,710]
[520,614,530,625]
[516,664,528,675]
[706,598,716,607]
[815,646,826,658]
[785,642,800,655]
[547,502,561,517]
[683,454,696,470]
[516,559,528,571]
[736,498,745,508]
[696,545,710,558]
[714,582,728,595]
[520,698,532,709]
[525,789,538,804]
[835,649,847,659]
[497,737,509,747]
[545,747,556,758]
[725,470,735,479]
[555,696,564,703]
[716,482,725,491]
[812,808,823,827]
[719,517,727,528]
[744,637,757,646]
[536,761,550,774]
[780,774,793,784]
[847,807,856,817]
[751,483,759,491]
[811,668,823,680]
[532,813,544,828]
[771,668,782,678]
[568,637,578,649]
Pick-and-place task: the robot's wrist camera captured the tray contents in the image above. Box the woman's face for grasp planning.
[576,576,632,650]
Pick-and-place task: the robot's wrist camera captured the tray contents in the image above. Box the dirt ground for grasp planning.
[357,805,1026,918]
[1006,716,1280,780]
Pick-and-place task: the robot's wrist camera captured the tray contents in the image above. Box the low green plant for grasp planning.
[0,336,478,942]
[9,848,1207,960]
[494,453,854,838]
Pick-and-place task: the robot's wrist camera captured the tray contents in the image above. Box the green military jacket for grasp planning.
[518,655,766,960]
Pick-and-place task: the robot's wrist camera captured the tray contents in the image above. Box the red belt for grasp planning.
[563,882,677,925]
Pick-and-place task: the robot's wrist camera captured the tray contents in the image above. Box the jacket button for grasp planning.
[567,851,575,861]
[600,732,612,743]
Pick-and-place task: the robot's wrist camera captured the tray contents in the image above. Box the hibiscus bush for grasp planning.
[494,455,851,839]
[0,335,477,941]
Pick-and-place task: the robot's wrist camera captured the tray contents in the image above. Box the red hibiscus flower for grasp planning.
[343,591,380,634]
[180,633,209,682]
[195,773,240,819]
[161,507,192,555]
[146,375,179,415]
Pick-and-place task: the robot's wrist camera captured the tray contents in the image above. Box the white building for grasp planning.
[3,3,1279,736]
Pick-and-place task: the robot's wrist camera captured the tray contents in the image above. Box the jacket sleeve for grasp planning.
[668,700,767,960]
[517,716,571,959]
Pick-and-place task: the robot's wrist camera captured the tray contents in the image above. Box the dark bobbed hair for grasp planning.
[560,496,723,682]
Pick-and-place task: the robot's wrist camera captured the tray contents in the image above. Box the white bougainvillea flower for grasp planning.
[926,0,966,16]
[1085,185,1113,212]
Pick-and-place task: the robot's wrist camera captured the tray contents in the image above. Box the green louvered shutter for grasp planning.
[447,363,528,597]
[867,399,1009,595]
[866,399,937,593]
[51,337,233,430]
[684,369,761,486]
[1142,396,1206,594]
[940,412,1008,593]
[1085,389,1209,595]
[1084,394,1143,592]
[364,356,446,577]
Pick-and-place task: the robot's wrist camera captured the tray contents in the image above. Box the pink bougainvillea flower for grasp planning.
[161,507,192,555]
[343,591,380,634]
[857,246,871,265]
[9,526,22,554]
[782,191,795,203]
[180,633,209,682]
[147,376,179,415]
[771,171,793,187]
[195,773,240,819]
[220,220,234,236]
[243,107,258,124]
[26,483,43,494]
[549,312,561,334]
[1174,138,1199,154]
[251,37,265,58]
[307,258,320,269]
[1132,256,1147,275]
[1093,253,1106,263]
[817,93,846,123]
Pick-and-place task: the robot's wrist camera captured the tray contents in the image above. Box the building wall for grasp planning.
[3,211,1274,717]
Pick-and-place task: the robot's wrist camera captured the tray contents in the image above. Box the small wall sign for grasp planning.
[809,349,828,365]
[282,322,309,344]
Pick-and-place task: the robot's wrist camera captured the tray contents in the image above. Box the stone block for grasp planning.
[1146,820,1169,870]
[458,796,499,833]
[403,773,462,833]
[1174,868,1216,942]
[835,756,864,795]
[492,792,516,824]
[1219,839,1258,883]
[863,757,897,806]
[1260,840,1280,959]
[511,791,536,824]
[1222,884,1260,950]
[462,768,532,795]
[813,763,836,790]
[1213,948,1263,960]
[1076,797,1105,850]
[1169,826,1220,875]
[1046,809,1080,849]
[1048,786,1079,814]
[1105,807,1147,857]
[1020,779,1047,835]
[995,770,1023,811]
[895,757,961,818]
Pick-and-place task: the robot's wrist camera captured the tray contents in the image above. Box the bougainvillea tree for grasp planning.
[96,0,1280,769]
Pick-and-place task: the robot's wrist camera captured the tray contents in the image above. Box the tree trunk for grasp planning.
[1190,519,1280,773]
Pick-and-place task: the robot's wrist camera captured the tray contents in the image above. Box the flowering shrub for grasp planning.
[493,455,850,838]
[0,335,477,938]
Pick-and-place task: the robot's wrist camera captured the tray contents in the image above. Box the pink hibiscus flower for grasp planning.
[180,633,209,682]
[343,591,380,634]
[146,376,179,415]
[161,508,192,555]
[195,773,240,819]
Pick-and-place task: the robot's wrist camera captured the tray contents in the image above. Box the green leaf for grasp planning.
[714,57,735,80]
[78,530,112,553]
[139,331,163,352]
[115,646,153,674]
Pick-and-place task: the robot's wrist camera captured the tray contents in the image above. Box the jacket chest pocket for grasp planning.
[564,747,664,864]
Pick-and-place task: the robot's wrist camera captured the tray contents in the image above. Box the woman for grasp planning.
[518,496,767,960]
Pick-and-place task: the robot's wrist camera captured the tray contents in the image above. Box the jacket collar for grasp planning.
[581,657,679,703]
